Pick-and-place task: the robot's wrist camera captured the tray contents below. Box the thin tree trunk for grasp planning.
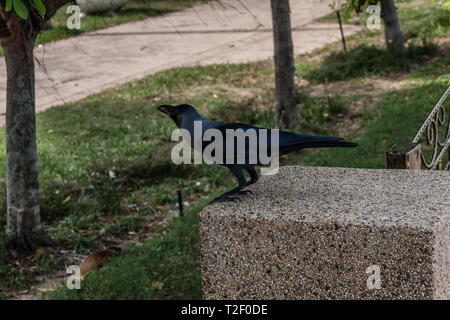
[379,0,407,54]
[1,24,51,251]
[271,0,298,129]
[43,20,52,30]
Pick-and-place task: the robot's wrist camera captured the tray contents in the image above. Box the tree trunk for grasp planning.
[1,23,51,252]
[379,0,407,54]
[270,0,298,129]
[43,20,52,30]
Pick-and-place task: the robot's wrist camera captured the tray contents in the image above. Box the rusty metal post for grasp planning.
[386,143,422,170]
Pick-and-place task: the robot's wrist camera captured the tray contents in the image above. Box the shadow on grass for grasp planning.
[39,151,200,223]
[305,43,438,84]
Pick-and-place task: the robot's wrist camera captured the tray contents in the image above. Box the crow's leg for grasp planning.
[228,165,247,187]
[210,166,251,204]
[246,167,259,186]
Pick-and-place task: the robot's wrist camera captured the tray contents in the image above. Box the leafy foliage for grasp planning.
[2,0,46,19]
[351,0,379,13]
[434,0,450,10]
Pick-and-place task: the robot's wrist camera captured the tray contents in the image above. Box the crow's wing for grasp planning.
[201,122,261,165]
[200,122,356,165]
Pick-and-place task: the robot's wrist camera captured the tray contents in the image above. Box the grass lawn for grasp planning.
[0,0,208,55]
[0,0,449,299]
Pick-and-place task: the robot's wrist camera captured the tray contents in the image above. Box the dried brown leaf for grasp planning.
[79,248,120,278]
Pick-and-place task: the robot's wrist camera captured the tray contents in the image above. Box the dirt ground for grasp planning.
[0,0,362,126]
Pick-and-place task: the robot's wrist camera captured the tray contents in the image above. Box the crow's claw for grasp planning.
[208,188,253,205]
[210,192,249,204]
[209,195,240,204]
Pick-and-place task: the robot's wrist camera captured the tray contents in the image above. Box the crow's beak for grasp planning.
[157,105,173,116]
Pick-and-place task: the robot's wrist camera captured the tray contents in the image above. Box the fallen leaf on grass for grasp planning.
[153,282,164,290]
[36,287,56,293]
[61,196,71,205]
[144,94,161,102]
[156,205,169,210]
[80,248,120,278]
[145,221,157,230]
[35,247,46,258]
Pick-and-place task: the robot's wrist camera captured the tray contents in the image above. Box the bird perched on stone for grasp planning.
[157,104,357,202]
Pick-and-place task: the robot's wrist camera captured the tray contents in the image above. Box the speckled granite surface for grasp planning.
[199,166,449,299]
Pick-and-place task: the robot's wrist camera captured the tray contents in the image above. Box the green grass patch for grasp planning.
[299,76,450,169]
[305,43,438,83]
[317,0,450,41]
[308,0,448,84]
[46,200,205,299]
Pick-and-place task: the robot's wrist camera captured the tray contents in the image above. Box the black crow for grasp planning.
[158,104,357,202]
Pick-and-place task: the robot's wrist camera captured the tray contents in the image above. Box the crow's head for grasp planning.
[157,104,198,127]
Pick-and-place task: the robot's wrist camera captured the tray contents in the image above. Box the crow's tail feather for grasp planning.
[300,140,358,148]
[279,139,357,154]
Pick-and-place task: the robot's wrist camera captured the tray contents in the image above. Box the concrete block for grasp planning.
[199,166,449,299]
